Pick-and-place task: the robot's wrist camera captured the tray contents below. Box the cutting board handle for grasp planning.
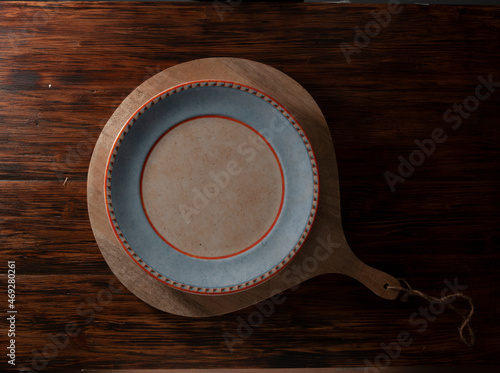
[329,245,401,300]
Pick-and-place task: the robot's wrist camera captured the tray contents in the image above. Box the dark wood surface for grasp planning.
[1,1,499,371]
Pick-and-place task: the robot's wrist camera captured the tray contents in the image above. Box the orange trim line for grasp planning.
[104,79,320,294]
[139,114,286,260]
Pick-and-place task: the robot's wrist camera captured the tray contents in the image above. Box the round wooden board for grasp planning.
[87,57,399,317]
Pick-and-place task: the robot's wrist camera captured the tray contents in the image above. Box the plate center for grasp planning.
[141,115,284,259]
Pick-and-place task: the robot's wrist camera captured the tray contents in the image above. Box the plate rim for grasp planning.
[104,79,320,295]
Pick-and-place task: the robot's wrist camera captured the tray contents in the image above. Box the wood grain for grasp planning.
[0,1,499,371]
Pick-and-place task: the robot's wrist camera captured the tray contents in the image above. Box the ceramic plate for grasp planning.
[105,80,319,294]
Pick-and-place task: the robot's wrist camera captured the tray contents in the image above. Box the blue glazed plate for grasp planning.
[105,80,319,295]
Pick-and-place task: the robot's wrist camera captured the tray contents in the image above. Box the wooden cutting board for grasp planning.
[87,57,400,316]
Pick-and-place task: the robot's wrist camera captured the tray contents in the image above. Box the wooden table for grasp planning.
[1,2,499,371]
